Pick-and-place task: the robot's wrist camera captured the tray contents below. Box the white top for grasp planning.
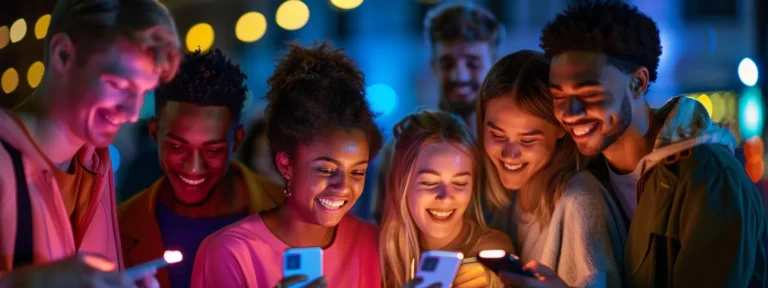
[513,198,547,264]
[606,160,643,220]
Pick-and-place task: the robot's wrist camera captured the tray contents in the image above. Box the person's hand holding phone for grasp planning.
[2,253,158,288]
[274,275,327,288]
[452,262,490,288]
[402,277,442,288]
[498,261,568,288]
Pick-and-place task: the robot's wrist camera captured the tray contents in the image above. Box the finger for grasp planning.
[523,261,557,278]
[454,277,487,288]
[304,276,327,288]
[403,277,424,288]
[280,274,309,287]
[426,282,443,288]
[453,264,483,285]
[124,268,157,286]
[138,275,160,288]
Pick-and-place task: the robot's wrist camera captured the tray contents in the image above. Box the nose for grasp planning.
[329,172,351,195]
[118,91,146,123]
[561,97,586,123]
[449,62,471,83]
[435,185,451,201]
[501,142,522,159]
[183,151,207,174]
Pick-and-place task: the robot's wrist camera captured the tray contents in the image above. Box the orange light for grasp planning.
[744,136,764,163]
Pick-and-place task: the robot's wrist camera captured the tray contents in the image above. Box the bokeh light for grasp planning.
[2,68,20,94]
[139,91,155,120]
[710,93,723,122]
[695,94,712,117]
[35,14,51,39]
[0,26,9,49]
[744,136,764,163]
[331,0,364,10]
[109,144,121,173]
[739,87,764,138]
[10,18,27,43]
[185,23,214,52]
[738,58,759,87]
[276,0,310,31]
[366,84,397,117]
[27,61,44,88]
[236,12,267,43]
[242,89,254,112]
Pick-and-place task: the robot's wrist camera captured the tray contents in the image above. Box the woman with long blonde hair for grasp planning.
[380,110,513,288]
[477,50,627,287]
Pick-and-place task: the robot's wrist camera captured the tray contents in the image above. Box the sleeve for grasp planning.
[556,173,622,288]
[190,235,252,288]
[673,165,766,287]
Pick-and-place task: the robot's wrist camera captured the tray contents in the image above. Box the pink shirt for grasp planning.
[191,213,381,288]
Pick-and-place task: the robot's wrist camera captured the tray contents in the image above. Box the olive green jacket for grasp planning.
[591,96,768,287]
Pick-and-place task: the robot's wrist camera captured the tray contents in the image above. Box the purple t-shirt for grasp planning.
[156,202,246,288]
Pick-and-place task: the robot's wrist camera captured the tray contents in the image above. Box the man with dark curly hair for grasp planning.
[510,1,767,287]
[117,49,284,288]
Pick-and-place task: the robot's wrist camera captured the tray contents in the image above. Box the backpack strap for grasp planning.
[1,140,34,268]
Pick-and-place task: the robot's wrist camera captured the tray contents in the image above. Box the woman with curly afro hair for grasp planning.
[191,41,383,288]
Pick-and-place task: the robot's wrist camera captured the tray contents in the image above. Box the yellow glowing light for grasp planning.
[35,14,51,39]
[185,23,214,52]
[696,94,713,117]
[235,12,267,43]
[276,0,310,31]
[27,61,44,88]
[710,93,723,122]
[10,18,27,43]
[2,68,19,94]
[0,26,9,49]
[331,0,364,10]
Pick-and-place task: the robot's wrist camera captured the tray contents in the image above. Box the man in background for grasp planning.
[0,0,180,286]
[118,49,284,288]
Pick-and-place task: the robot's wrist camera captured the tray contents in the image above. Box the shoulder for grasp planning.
[341,215,379,244]
[559,170,607,207]
[117,186,153,219]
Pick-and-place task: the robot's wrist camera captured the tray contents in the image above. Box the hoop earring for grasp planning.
[284,180,291,197]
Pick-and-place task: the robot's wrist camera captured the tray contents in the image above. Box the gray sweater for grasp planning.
[491,170,628,287]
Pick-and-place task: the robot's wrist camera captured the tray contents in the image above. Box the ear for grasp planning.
[629,67,650,99]
[149,117,159,143]
[48,33,76,75]
[233,125,245,152]
[275,151,292,181]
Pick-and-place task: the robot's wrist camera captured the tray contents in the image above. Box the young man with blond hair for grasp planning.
[0,0,181,287]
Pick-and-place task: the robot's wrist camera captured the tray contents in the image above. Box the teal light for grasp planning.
[366,83,397,117]
[139,91,156,120]
[739,87,764,138]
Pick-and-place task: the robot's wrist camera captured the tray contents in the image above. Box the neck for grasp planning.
[419,218,464,250]
[159,166,249,218]
[13,83,85,171]
[264,203,337,248]
[603,105,659,174]
[517,187,536,213]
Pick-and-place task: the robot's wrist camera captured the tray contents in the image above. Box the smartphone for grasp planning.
[477,250,536,277]
[283,247,323,287]
[414,250,464,288]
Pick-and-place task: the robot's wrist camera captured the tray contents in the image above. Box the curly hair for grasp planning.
[423,2,503,50]
[154,48,247,123]
[264,41,383,160]
[540,0,662,83]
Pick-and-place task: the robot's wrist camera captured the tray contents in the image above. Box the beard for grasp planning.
[439,81,480,119]
[577,96,633,156]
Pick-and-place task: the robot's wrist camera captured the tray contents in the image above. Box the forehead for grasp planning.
[414,142,472,172]
[550,51,628,85]
[159,101,233,137]
[484,97,554,132]
[298,129,370,162]
[433,41,492,58]
[86,37,160,84]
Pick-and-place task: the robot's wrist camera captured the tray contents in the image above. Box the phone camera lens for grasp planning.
[286,254,301,270]
[422,257,438,272]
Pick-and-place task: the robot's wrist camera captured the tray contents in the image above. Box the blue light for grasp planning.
[739,87,764,138]
[738,58,759,87]
[366,84,397,117]
[109,145,121,173]
[139,91,155,120]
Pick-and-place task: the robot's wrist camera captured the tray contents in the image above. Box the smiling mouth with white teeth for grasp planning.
[570,122,599,137]
[427,209,456,221]
[502,162,527,171]
[178,174,207,186]
[317,197,349,213]
[99,111,123,126]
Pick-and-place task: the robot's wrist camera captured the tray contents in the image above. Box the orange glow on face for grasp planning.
[164,250,183,263]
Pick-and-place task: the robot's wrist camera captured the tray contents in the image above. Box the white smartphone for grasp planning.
[415,250,464,288]
[283,247,323,287]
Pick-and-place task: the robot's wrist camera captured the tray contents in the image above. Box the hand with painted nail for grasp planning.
[498,261,569,288]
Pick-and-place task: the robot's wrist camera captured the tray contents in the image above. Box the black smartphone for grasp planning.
[477,250,536,277]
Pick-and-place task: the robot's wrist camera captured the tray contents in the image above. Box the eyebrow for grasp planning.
[550,80,603,91]
[417,170,472,178]
[165,133,227,145]
[520,130,544,137]
[313,157,369,166]
[486,121,504,132]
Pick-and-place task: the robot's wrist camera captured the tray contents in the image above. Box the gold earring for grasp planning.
[284,180,291,197]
